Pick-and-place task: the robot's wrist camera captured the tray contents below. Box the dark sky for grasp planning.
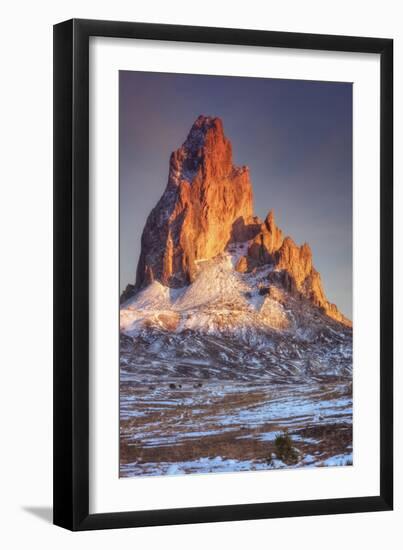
[120,71,352,318]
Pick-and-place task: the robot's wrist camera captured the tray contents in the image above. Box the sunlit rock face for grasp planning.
[135,115,254,289]
[133,115,351,328]
[273,237,351,326]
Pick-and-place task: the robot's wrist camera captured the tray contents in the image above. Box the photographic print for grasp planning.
[119,71,353,478]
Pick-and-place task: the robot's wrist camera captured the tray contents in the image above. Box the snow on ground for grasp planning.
[121,451,353,477]
[120,456,286,477]
[120,250,291,336]
[320,453,353,467]
[120,378,353,478]
[119,245,352,478]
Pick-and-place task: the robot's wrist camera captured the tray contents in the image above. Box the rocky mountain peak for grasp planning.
[184,115,225,151]
[136,116,254,289]
[169,115,234,186]
[133,116,351,328]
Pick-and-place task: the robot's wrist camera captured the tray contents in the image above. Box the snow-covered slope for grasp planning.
[120,245,352,381]
[121,248,287,335]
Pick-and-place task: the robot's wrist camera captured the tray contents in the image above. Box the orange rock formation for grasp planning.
[135,115,351,327]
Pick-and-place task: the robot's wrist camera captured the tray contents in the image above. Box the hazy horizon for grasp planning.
[120,71,352,318]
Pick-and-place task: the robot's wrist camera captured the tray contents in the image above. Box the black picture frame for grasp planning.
[53,18,393,531]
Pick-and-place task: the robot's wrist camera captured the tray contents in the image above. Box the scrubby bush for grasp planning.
[274,430,299,464]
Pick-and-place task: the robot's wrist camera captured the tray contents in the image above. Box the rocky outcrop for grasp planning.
[120,283,136,305]
[135,116,254,288]
[133,115,351,328]
[246,210,284,264]
[273,237,351,327]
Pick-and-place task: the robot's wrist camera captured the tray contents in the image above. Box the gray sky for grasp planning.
[120,71,352,318]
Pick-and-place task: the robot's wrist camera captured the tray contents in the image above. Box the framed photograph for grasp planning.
[53,19,393,530]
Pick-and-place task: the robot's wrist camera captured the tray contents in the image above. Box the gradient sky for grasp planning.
[120,71,352,318]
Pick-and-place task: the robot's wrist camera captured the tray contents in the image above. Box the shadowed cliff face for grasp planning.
[134,115,351,328]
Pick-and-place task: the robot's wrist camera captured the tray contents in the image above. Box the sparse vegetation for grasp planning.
[274,430,299,464]
[120,381,352,476]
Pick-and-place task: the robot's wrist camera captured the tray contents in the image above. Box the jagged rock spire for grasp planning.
[136,116,254,289]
